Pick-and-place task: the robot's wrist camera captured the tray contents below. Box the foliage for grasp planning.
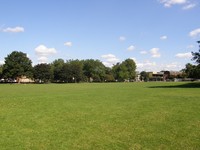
[140,71,149,81]
[182,41,200,79]
[2,51,33,79]
[33,63,51,83]
[123,58,136,80]
[51,59,65,82]
[1,50,138,82]
[82,59,106,82]
[0,65,3,79]
[192,41,200,64]
[183,63,200,79]
[112,59,136,81]
[104,67,115,82]
[67,60,84,83]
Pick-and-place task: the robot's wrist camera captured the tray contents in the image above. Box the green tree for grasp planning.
[33,63,51,83]
[123,58,136,80]
[112,59,136,82]
[51,59,65,82]
[105,67,115,82]
[83,59,106,82]
[182,41,200,80]
[0,65,3,79]
[140,71,148,81]
[2,51,33,80]
[112,62,128,81]
[59,63,70,82]
[191,41,200,64]
[68,60,83,83]
[54,60,84,83]
[182,63,200,79]
[184,63,195,78]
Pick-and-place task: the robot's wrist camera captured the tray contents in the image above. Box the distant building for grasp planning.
[17,76,34,83]
[147,72,164,81]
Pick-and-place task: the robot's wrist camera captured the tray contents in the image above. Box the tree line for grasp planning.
[0,41,199,83]
[182,41,200,79]
[0,51,136,83]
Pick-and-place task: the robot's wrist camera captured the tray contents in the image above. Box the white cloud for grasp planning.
[137,61,156,68]
[119,36,126,41]
[150,48,161,58]
[182,3,196,10]
[35,44,57,63]
[135,58,183,71]
[189,28,200,38]
[159,0,188,7]
[64,41,72,47]
[101,54,120,67]
[175,52,192,58]
[127,45,135,51]
[35,45,57,56]
[136,60,157,71]
[3,26,24,33]
[140,51,148,54]
[160,35,167,40]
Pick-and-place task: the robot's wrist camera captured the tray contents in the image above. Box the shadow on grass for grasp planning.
[149,82,200,88]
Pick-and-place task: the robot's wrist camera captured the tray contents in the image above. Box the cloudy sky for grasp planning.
[0,0,200,71]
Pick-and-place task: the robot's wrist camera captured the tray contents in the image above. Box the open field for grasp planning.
[0,82,200,150]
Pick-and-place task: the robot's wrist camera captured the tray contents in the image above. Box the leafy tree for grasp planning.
[184,63,195,78]
[51,59,65,82]
[2,51,33,80]
[182,63,200,79]
[112,59,136,82]
[83,59,106,82]
[191,41,200,64]
[33,63,51,83]
[54,60,82,83]
[112,62,128,81]
[104,67,115,82]
[140,71,148,81]
[59,63,70,82]
[0,65,3,79]
[123,58,136,80]
[67,60,83,83]
[182,41,200,79]
[193,65,200,79]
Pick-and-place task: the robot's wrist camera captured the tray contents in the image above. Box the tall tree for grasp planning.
[83,59,106,82]
[112,59,136,81]
[2,51,33,79]
[33,63,51,83]
[191,41,200,64]
[0,65,3,79]
[122,58,136,80]
[140,71,148,81]
[104,67,115,82]
[58,60,84,83]
[67,60,83,83]
[51,59,65,82]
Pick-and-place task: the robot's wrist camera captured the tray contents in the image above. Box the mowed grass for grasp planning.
[0,82,200,150]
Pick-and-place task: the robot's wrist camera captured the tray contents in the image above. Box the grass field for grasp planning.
[0,82,200,150]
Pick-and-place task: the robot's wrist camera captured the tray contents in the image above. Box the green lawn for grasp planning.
[0,82,200,150]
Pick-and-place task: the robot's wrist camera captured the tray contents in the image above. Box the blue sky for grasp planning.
[0,0,200,71]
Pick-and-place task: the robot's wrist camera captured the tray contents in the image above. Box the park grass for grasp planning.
[0,82,200,150]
